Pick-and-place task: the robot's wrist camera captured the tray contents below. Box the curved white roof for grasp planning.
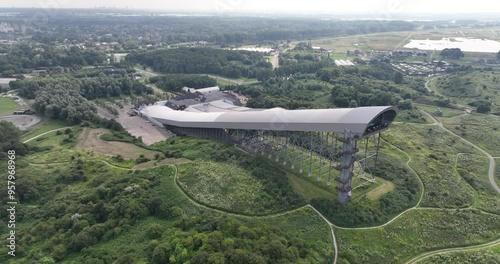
[140,105,397,136]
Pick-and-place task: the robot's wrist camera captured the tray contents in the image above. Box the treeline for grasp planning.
[126,48,272,79]
[275,60,332,77]
[12,10,415,45]
[10,74,152,123]
[322,63,405,107]
[0,44,107,76]
[228,62,412,109]
[149,74,217,92]
[0,121,27,157]
[11,73,152,100]
[440,48,464,60]
[34,83,96,124]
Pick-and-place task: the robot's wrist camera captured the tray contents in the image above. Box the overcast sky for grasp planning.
[1,0,499,15]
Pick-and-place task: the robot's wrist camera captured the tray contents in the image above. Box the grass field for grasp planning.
[302,27,500,54]
[20,118,69,142]
[496,162,500,191]
[177,161,304,215]
[384,123,477,208]
[366,178,395,200]
[417,243,500,264]
[285,172,336,200]
[416,104,465,118]
[442,114,500,157]
[1,128,334,263]
[428,72,500,112]
[455,153,500,214]
[336,209,500,263]
[0,97,23,116]
[305,32,408,52]
[132,157,191,169]
[395,109,433,124]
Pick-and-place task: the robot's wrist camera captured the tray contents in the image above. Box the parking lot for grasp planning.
[116,106,171,145]
[0,115,41,130]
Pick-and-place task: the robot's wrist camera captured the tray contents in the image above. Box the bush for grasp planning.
[428,153,439,160]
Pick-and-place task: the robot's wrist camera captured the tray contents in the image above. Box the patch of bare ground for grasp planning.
[76,127,161,160]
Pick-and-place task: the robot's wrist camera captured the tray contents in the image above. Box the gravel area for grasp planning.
[116,105,171,145]
[0,115,41,130]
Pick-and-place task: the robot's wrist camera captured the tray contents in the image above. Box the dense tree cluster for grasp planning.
[34,83,97,124]
[12,73,152,100]
[440,48,464,60]
[126,48,272,79]
[0,121,27,157]
[0,43,107,76]
[469,100,492,113]
[226,61,409,109]
[150,74,217,92]
[10,73,152,123]
[275,60,332,77]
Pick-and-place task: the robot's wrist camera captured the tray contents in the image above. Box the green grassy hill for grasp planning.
[0,129,334,263]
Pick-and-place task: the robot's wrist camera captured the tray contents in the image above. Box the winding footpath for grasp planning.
[406,238,500,264]
[420,110,500,193]
[21,122,499,264]
[22,127,74,143]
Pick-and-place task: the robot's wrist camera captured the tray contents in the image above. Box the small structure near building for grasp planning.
[13,109,33,115]
[181,86,220,95]
[434,108,443,117]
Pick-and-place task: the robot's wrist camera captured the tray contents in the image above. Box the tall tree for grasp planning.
[440,48,464,60]
[0,121,26,156]
[393,71,404,84]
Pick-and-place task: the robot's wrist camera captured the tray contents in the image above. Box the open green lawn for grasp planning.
[336,209,500,263]
[0,97,23,116]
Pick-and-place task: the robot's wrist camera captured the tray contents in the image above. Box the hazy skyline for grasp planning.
[1,0,500,15]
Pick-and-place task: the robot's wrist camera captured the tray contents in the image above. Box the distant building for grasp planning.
[13,109,32,115]
[334,60,355,66]
[181,86,220,95]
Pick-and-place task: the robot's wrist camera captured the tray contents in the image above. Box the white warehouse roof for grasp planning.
[181,86,220,94]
